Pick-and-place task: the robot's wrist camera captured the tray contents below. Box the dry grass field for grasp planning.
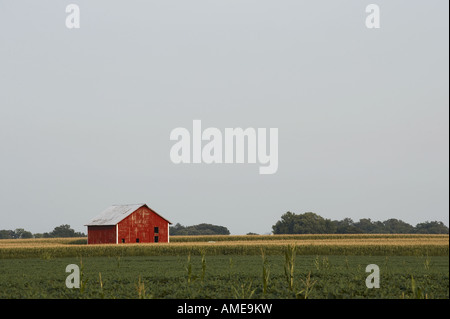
[0,234,448,258]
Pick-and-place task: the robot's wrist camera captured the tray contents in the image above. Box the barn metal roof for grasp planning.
[85,204,171,226]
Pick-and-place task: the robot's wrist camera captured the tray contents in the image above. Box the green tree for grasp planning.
[45,224,85,238]
[332,218,362,234]
[354,218,378,233]
[0,230,14,239]
[272,212,335,234]
[383,219,414,234]
[0,229,33,239]
[415,221,449,234]
[14,228,33,239]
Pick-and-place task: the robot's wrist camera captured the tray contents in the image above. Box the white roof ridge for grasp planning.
[85,203,172,226]
[85,204,145,226]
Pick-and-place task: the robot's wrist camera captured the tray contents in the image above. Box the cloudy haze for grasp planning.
[0,0,448,234]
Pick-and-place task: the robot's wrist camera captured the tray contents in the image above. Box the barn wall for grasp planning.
[117,206,169,243]
[87,225,116,244]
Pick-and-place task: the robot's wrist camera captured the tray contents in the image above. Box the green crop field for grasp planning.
[0,255,448,299]
[0,235,448,299]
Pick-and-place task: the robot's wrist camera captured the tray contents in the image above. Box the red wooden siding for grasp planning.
[87,225,116,244]
[117,206,169,243]
[87,205,170,244]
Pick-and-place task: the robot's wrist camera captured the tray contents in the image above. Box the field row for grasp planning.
[0,237,448,259]
[0,234,448,246]
[170,234,450,242]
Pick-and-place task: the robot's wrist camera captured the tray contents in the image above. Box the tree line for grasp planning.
[0,223,230,239]
[0,224,85,239]
[170,223,231,236]
[272,212,449,234]
[1,213,448,239]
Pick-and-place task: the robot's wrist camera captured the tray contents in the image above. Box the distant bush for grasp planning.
[170,223,230,236]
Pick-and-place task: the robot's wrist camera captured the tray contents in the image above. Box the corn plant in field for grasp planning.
[296,272,317,299]
[98,272,104,299]
[423,255,432,270]
[228,257,234,281]
[186,252,193,285]
[79,257,87,294]
[344,256,350,270]
[410,276,428,299]
[201,249,207,282]
[231,281,256,299]
[313,255,321,270]
[116,256,121,269]
[136,275,147,299]
[261,248,270,295]
[284,244,296,291]
[322,256,330,270]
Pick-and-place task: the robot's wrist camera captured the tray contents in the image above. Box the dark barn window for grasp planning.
[154,236,159,243]
[122,238,125,243]
[154,227,159,234]
[136,238,139,243]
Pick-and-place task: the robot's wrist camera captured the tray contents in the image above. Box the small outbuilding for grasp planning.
[85,204,171,244]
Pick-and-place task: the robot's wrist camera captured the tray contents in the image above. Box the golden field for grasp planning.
[0,234,447,258]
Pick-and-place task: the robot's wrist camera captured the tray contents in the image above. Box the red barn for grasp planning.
[85,204,172,244]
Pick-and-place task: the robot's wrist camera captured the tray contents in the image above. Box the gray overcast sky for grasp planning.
[0,1,448,234]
